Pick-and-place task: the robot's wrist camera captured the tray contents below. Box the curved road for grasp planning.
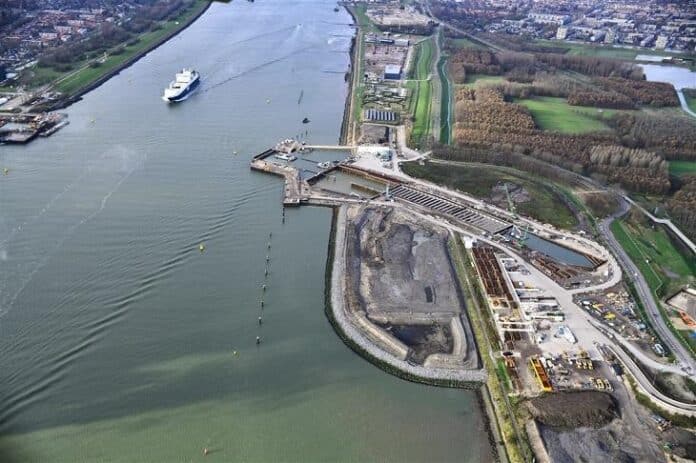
[600,198,696,375]
[677,90,696,119]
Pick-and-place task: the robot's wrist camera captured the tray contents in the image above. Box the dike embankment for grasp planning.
[338,4,358,145]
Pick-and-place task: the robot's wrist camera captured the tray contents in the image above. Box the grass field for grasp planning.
[30,0,209,96]
[463,74,504,87]
[448,38,486,50]
[410,38,433,80]
[515,96,614,133]
[669,161,696,177]
[686,94,696,114]
[408,38,435,147]
[402,161,578,229]
[611,218,695,296]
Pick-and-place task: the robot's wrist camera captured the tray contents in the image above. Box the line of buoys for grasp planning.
[257,231,273,345]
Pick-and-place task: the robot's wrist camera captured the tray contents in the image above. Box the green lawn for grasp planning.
[611,218,695,297]
[686,94,696,114]
[407,79,432,147]
[410,38,434,80]
[448,37,486,50]
[32,0,209,96]
[401,161,578,229]
[407,38,435,147]
[463,74,504,87]
[515,96,614,133]
[669,161,696,177]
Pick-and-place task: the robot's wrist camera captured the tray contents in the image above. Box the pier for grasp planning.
[304,144,356,153]
[250,148,310,206]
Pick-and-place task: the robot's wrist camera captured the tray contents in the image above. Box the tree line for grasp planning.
[449,87,673,194]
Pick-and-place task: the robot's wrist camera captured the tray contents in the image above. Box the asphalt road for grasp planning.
[600,198,696,375]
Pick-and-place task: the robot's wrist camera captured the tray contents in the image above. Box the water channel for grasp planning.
[0,1,492,461]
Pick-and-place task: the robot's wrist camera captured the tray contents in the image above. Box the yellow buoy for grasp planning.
[2,167,8,175]
[199,243,206,252]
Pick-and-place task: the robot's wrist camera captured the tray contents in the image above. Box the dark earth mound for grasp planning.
[527,391,618,428]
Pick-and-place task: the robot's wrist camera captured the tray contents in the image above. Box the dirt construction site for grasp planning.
[344,205,479,370]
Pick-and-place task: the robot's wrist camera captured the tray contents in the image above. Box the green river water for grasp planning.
[0,1,492,461]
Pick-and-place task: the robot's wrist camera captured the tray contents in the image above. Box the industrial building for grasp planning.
[384,64,402,80]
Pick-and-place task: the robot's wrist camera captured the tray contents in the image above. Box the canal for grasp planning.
[0,1,492,461]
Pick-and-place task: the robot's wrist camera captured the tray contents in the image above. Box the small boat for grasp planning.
[317,161,331,169]
[302,117,310,124]
[274,153,297,161]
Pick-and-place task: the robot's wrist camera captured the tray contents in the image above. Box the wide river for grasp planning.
[0,1,491,461]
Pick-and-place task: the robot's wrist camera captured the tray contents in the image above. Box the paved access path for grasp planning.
[600,198,696,374]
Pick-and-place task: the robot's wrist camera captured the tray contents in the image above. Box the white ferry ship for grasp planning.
[162,68,200,102]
